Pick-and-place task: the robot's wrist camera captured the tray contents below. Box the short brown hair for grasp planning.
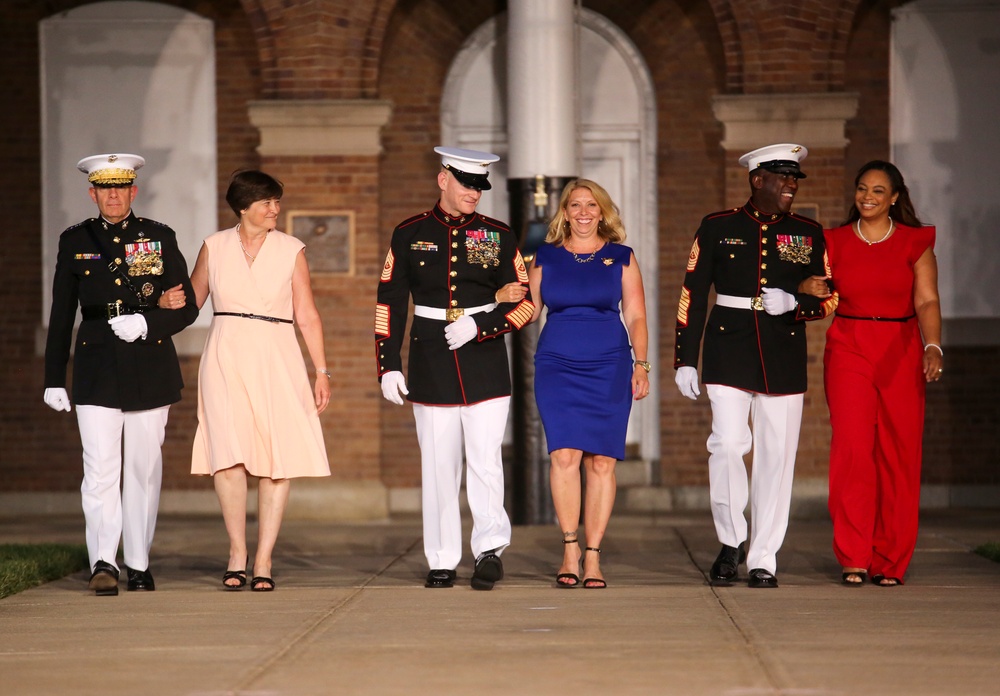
[225,170,283,216]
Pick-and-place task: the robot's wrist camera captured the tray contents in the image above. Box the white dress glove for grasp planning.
[444,315,478,351]
[675,366,701,401]
[43,387,72,412]
[761,287,798,315]
[380,371,409,405]
[109,314,148,342]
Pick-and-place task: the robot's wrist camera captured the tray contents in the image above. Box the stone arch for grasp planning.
[238,0,277,92]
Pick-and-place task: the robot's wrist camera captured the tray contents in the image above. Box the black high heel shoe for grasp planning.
[222,556,248,591]
[582,547,607,589]
[555,532,580,588]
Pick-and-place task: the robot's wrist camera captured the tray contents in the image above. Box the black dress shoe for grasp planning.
[747,568,779,588]
[709,542,746,586]
[126,567,155,592]
[471,551,504,591]
[88,561,120,596]
[425,569,457,588]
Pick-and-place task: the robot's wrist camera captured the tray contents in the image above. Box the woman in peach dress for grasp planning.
[163,170,330,591]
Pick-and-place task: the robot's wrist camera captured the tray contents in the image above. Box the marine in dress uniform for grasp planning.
[43,154,198,595]
[376,147,534,590]
[673,144,837,588]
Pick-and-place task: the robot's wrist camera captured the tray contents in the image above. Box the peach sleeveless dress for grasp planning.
[191,226,330,479]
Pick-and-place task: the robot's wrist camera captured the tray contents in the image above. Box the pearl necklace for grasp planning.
[855,217,894,245]
[237,224,267,260]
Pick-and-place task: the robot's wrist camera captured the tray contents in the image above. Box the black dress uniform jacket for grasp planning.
[674,200,836,395]
[375,203,534,405]
[44,212,198,411]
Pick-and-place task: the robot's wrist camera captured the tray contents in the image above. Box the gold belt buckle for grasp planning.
[445,307,464,323]
[106,300,124,320]
[751,296,764,311]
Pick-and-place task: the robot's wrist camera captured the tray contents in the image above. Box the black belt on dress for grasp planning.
[836,312,916,323]
[214,311,293,324]
[81,303,152,321]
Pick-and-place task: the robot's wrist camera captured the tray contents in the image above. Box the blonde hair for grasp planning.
[545,179,626,246]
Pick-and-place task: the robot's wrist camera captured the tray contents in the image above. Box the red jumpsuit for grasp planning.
[823,222,935,583]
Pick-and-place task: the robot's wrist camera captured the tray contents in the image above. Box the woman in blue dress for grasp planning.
[527,179,650,588]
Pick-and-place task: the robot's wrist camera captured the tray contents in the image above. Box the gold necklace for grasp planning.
[855,217,894,245]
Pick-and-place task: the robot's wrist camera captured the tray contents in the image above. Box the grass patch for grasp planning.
[0,544,89,600]
[974,542,1000,563]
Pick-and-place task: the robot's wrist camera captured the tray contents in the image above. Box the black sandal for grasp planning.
[841,569,867,586]
[582,547,607,589]
[872,574,901,587]
[222,569,247,590]
[223,555,248,590]
[555,532,580,588]
[251,576,276,592]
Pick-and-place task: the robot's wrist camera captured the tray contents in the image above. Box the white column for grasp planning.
[506,0,578,177]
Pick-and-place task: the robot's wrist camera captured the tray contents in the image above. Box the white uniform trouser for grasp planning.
[413,397,512,570]
[706,385,803,575]
[76,404,169,573]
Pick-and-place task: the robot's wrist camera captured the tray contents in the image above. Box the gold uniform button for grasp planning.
[451,256,458,262]
[450,285,457,291]
[761,225,769,232]
[761,278,768,285]
[113,237,120,243]
[450,271,457,277]
[450,300,458,307]
[761,238,767,244]
[452,230,458,236]
[730,254,735,259]
[762,250,768,256]
[420,261,425,266]
[115,279,122,285]
[761,263,767,269]
[82,341,87,346]
[452,242,458,248]
[115,257,122,265]
[157,340,162,344]
[482,264,488,269]
[84,270,90,275]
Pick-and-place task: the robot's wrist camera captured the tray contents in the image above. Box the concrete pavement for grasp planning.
[1,509,999,695]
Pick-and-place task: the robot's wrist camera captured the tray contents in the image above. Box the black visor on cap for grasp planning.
[92,180,136,188]
[758,160,807,179]
[445,164,492,191]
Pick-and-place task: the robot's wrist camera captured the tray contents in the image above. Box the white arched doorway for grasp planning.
[441,8,660,462]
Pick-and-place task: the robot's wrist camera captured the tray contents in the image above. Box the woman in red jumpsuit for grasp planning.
[823,160,943,587]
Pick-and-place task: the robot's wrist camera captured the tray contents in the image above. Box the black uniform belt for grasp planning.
[836,313,915,323]
[214,311,293,324]
[81,303,152,321]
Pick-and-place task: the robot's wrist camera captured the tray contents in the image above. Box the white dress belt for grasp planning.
[715,293,764,311]
[413,302,497,321]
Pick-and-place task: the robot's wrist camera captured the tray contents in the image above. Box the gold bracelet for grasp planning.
[634,360,651,373]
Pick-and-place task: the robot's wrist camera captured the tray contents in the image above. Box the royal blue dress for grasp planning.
[534,242,635,460]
